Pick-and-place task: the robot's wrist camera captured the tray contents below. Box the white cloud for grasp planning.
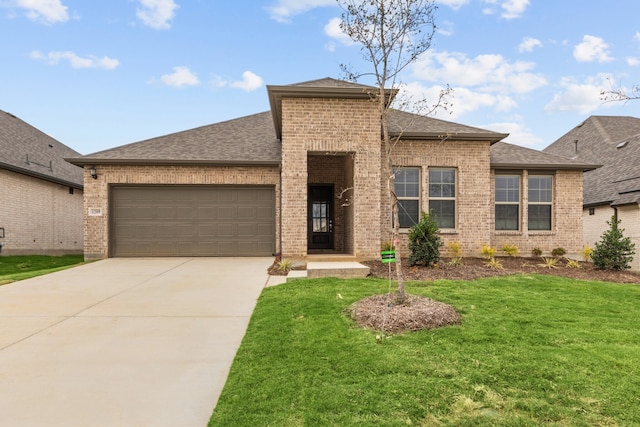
[411,50,547,95]
[214,71,264,92]
[324,17,354,46]
[482,120,542,147]
[634,32,640,42]
[544,74,614,114]
[230,71,264,92]
[267,0,335,23]
[500,0,529,19]
[481,0,529,19]
[15,0,68,24]
[30,50,119,69]
[627,57,640,66]
[159,66,199,87]
[400,82,517,120]
[137,0,178,30]
[435,0,470,10]
[437,20,455,37]
[518,36,542,53]
[573,35,613,63]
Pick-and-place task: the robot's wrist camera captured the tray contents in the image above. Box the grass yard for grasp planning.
[0,255,84,285]
[209,275,640,426]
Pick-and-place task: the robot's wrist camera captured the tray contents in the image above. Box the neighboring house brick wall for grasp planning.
[491,170,584,257]
[585,205,640,270]
[0,168,83,255]
[583,205,614,249]
[280,97,381,259]
[616,205,640,271]
[383,140,493,257]
[83,165,280,260]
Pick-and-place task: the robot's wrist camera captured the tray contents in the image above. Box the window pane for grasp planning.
[529,176,552,203]
[429,200,455,229]
[495,176,519,202]
[394,168,419,198]
[429,168,456,198]
[528,205,551,230]
[398,200,419,228]
[495,205,519,230]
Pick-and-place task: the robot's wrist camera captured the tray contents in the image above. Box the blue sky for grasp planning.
[2,0,640,154]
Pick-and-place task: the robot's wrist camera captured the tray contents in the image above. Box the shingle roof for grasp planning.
[388,109,507,141]
[490,141,599,170]
[67,111,281,166]
[0,109,83,188]
[544,115,640,206]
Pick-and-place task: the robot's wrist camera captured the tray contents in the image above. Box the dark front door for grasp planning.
[308,185,334,250]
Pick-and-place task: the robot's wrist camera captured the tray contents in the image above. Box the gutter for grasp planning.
[65,158,282,167]
[0,162,83,190]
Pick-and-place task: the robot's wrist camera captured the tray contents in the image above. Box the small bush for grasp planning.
[501,244,519,257]
[580,245,593,262]
[408,211,443,267]
[480,245,496,259]
[538,257,558,269]
[447,241,462,258]
[448,256,463,267]
[551,247,566,257]
[277,259,293,272]
[484,257,503,270]
[531,247,543,257]
[380,241,395,251]
[591,215,636,270]
[566,259,581,269]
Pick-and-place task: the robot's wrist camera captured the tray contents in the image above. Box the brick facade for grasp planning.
[83,165,280,260]
[280,97,381,259]
[0,168,83,255]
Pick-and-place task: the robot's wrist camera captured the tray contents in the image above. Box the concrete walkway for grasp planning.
[0,257,272,427]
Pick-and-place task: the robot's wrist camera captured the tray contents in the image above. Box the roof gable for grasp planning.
[0,110,83,188]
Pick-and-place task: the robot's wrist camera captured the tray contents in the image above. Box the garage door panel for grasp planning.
[112,186,275,257]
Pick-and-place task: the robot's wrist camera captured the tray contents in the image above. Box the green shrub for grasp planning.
[480,245,496,259]
[408,211,442,267]
[501,244,519,257]
[531,247,543,257]
[591,215,636,270]
[551,247,566,257]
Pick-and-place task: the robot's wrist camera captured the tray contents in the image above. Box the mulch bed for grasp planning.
[361,257,640,284]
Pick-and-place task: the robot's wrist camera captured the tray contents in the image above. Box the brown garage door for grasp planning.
[111,186,275,257]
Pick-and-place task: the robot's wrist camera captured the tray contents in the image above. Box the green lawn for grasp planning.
[0,255,85,285]
[209,275,640,426]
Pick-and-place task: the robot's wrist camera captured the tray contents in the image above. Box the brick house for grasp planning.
[67,78,596,261]
[0,110,84,255]
[544,116,640,270]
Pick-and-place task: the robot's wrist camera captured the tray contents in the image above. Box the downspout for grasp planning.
[278,162,283,257]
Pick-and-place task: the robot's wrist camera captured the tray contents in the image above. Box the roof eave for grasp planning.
[65,158,281,167]
[0,162,83,189]
[491,162,600,171]
[395,131,508,143]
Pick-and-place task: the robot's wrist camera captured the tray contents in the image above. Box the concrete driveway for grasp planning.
[0,257,272,427]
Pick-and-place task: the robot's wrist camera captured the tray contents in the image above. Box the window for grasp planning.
[394,167,420,228]
[495,175,520,230]
[528,175,552,230]
[429,168,456,229]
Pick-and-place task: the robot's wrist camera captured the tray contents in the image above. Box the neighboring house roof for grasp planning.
[490,141,599,171]
[544,115,640,206]
[0,109,83,188]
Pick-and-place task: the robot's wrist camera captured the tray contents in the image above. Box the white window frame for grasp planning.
[393,167,420,229]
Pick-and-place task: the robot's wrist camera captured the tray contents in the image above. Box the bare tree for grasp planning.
[601,78,640,102]
[338,0,449,303]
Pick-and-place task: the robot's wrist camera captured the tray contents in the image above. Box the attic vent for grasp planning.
[616,140,629,149]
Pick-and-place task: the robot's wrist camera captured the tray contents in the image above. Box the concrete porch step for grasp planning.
[306,262,370,279]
